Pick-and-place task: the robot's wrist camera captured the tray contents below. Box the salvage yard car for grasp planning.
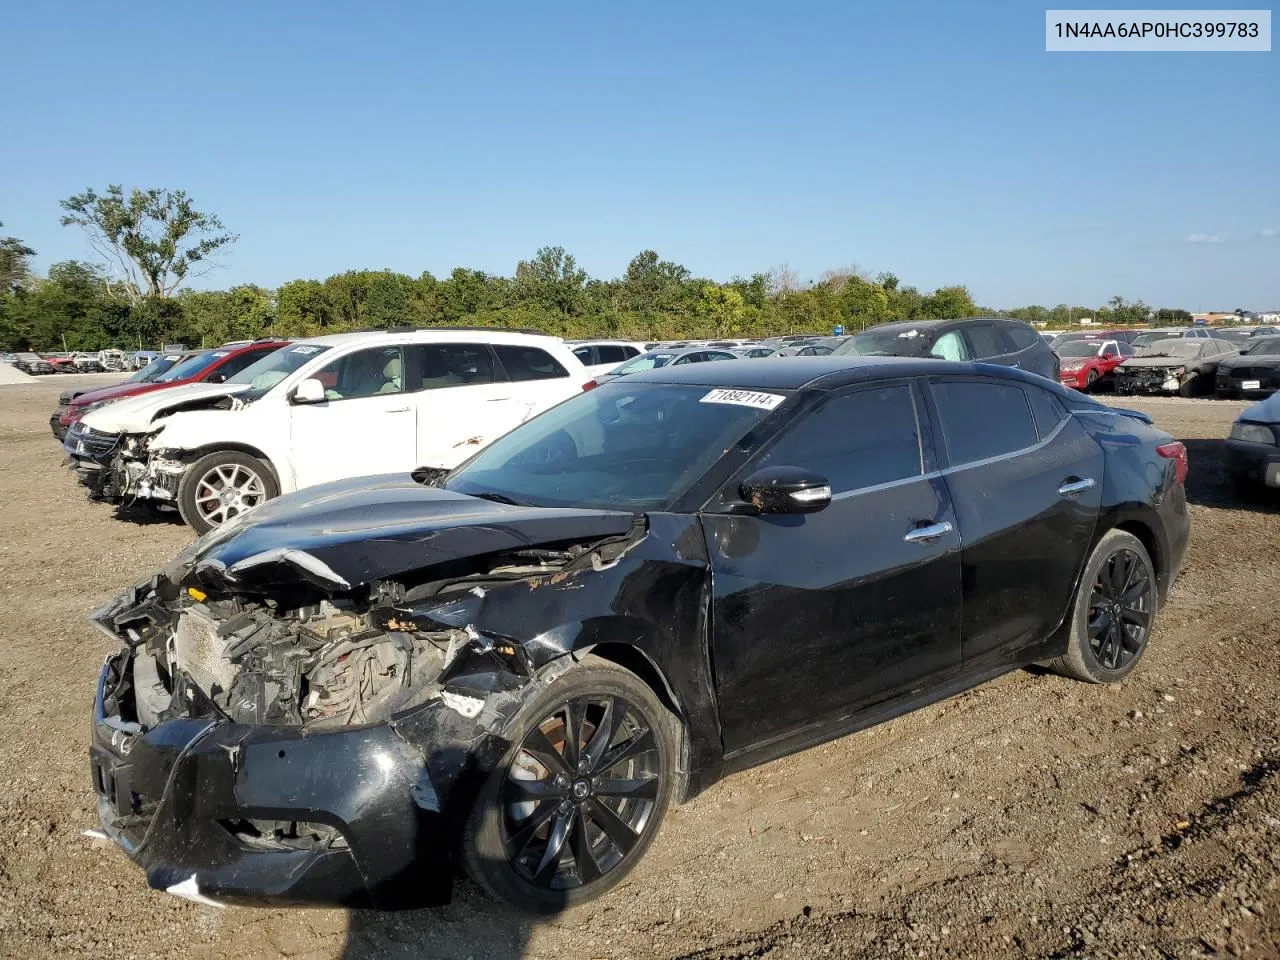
[1113,338,1237,397]
[68,328,595,534]
[52,341,287,440]
[1215,336,1280,399]
[1057,339,1135,392]
[833,318,1059,381]
[88,357,1189,913]
[1225,392,1280,492]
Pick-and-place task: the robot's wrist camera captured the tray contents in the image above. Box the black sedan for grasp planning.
[1216,336,1280,399]
[88,358,1190,913]
[1225,391,1280,491]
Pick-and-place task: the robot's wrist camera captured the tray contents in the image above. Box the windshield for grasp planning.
[1243,338,1280,356]
[1057,342,1101,358]
[613,351,678,375]
[444,382,786,510]
[128,354,185,383]
[1131,332,1173,347]
[155,350,225,382]
[1140,340,1201,358]
[228,342,331,399]
[833,330,930,357]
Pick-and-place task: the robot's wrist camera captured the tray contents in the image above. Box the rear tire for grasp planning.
[1049,529,1157,684]
[176,450,278,535]
[461,655,680,914]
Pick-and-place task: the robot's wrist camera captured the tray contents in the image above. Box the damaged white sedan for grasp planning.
[66,328,595,533]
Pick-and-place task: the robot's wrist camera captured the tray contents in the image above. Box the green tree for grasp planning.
[921,285,979,319]
[59,185,236,302]
[0,222,36,293]
[514,246,588,317]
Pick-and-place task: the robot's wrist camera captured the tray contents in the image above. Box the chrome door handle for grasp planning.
[1058,477,1096,496]
[903,521,953,544]
[385,406,410,413]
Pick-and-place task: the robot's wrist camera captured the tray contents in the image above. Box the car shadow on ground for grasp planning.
[111,503,186,527]
[1181,438,1280,514]
[340,879,542,960]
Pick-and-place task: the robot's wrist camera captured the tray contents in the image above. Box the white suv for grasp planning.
[70,328,595,533]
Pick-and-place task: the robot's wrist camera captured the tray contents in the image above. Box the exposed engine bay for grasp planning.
[97,532,641,733]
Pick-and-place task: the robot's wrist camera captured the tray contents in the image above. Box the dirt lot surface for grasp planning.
[1,377,1277,960]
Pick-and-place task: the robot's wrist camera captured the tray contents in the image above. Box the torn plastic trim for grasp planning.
[228,548,352,590]
[165,874,226,908]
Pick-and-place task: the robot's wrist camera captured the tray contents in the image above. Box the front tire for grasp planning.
[1050,529,1157,684]
[1178,373,1200,398]
[462,655,680,914]
[176,450,278,535]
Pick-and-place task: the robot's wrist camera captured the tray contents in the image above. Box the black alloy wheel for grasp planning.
[1086,546,1153,671]
[462,656,678,912]
[1050,529,1157,683]
[501,694,660,890]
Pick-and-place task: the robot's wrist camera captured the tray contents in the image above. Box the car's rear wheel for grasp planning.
[1050,529,1156,683]
[462,655,680,914]
[177,450,278,535]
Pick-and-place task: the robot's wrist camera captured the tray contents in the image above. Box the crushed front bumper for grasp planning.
[91,649,455,908]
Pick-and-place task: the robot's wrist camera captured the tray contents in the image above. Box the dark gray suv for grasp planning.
[833,318,1059,381]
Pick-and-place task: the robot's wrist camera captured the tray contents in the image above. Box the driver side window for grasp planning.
[930,331,970,362]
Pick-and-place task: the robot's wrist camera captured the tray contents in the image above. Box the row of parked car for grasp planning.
[53,318,1280,538]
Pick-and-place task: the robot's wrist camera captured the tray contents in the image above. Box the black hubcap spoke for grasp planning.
[501,693,661,890]
[1087,547,1152,672]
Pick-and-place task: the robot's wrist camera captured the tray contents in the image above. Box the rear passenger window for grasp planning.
[1024,386,1068,440]
[572,346,594,364]
[494,345,569,381]
[932,380,1037,465]
[596,345,628,364]
[1003,324,1041,350]
[964,324,1010,359]
[410,344,497,389]
[755,385,922,494]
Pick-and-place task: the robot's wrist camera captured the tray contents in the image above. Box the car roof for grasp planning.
[624,355,1051,391]
[293,328,564,349]
[856,317,1021,337]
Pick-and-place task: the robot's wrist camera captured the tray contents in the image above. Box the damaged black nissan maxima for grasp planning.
[89,357,1190,913]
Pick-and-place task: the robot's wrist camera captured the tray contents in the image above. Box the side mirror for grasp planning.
[738,465,832,515]
[291,377,326,404]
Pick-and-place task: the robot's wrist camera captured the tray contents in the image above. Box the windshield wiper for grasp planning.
[470,491,527,506]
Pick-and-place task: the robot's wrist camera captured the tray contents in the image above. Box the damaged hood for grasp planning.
[169,474,636,592]
[1118,356,1198,369]
[80,382,251,433]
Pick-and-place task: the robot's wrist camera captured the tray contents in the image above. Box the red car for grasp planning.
[1057,338,1135,391]
[50,339,290,440]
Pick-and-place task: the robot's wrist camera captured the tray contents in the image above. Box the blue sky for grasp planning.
[1,1,1275,309]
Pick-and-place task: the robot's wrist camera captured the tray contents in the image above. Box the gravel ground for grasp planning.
[0,379,1277,960]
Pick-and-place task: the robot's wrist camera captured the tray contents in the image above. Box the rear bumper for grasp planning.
[91,649,453,908]
[1225,438,1280,487]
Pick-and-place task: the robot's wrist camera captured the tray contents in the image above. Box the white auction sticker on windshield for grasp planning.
[291,345,322,354]
[700,389,784,410]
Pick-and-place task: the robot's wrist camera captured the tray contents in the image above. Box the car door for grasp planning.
[925,376,1104,666]
[492,342,581,419]
[408,342,521,468]
[704,380,963,755]
[289,345,416,488]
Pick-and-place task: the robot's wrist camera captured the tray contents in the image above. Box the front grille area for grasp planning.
[66,423,123,460]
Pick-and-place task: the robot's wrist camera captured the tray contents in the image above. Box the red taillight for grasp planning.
[1156,441,1188,485]
[581,379,598,392]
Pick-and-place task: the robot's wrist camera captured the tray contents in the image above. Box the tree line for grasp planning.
[0,187,1190,352]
